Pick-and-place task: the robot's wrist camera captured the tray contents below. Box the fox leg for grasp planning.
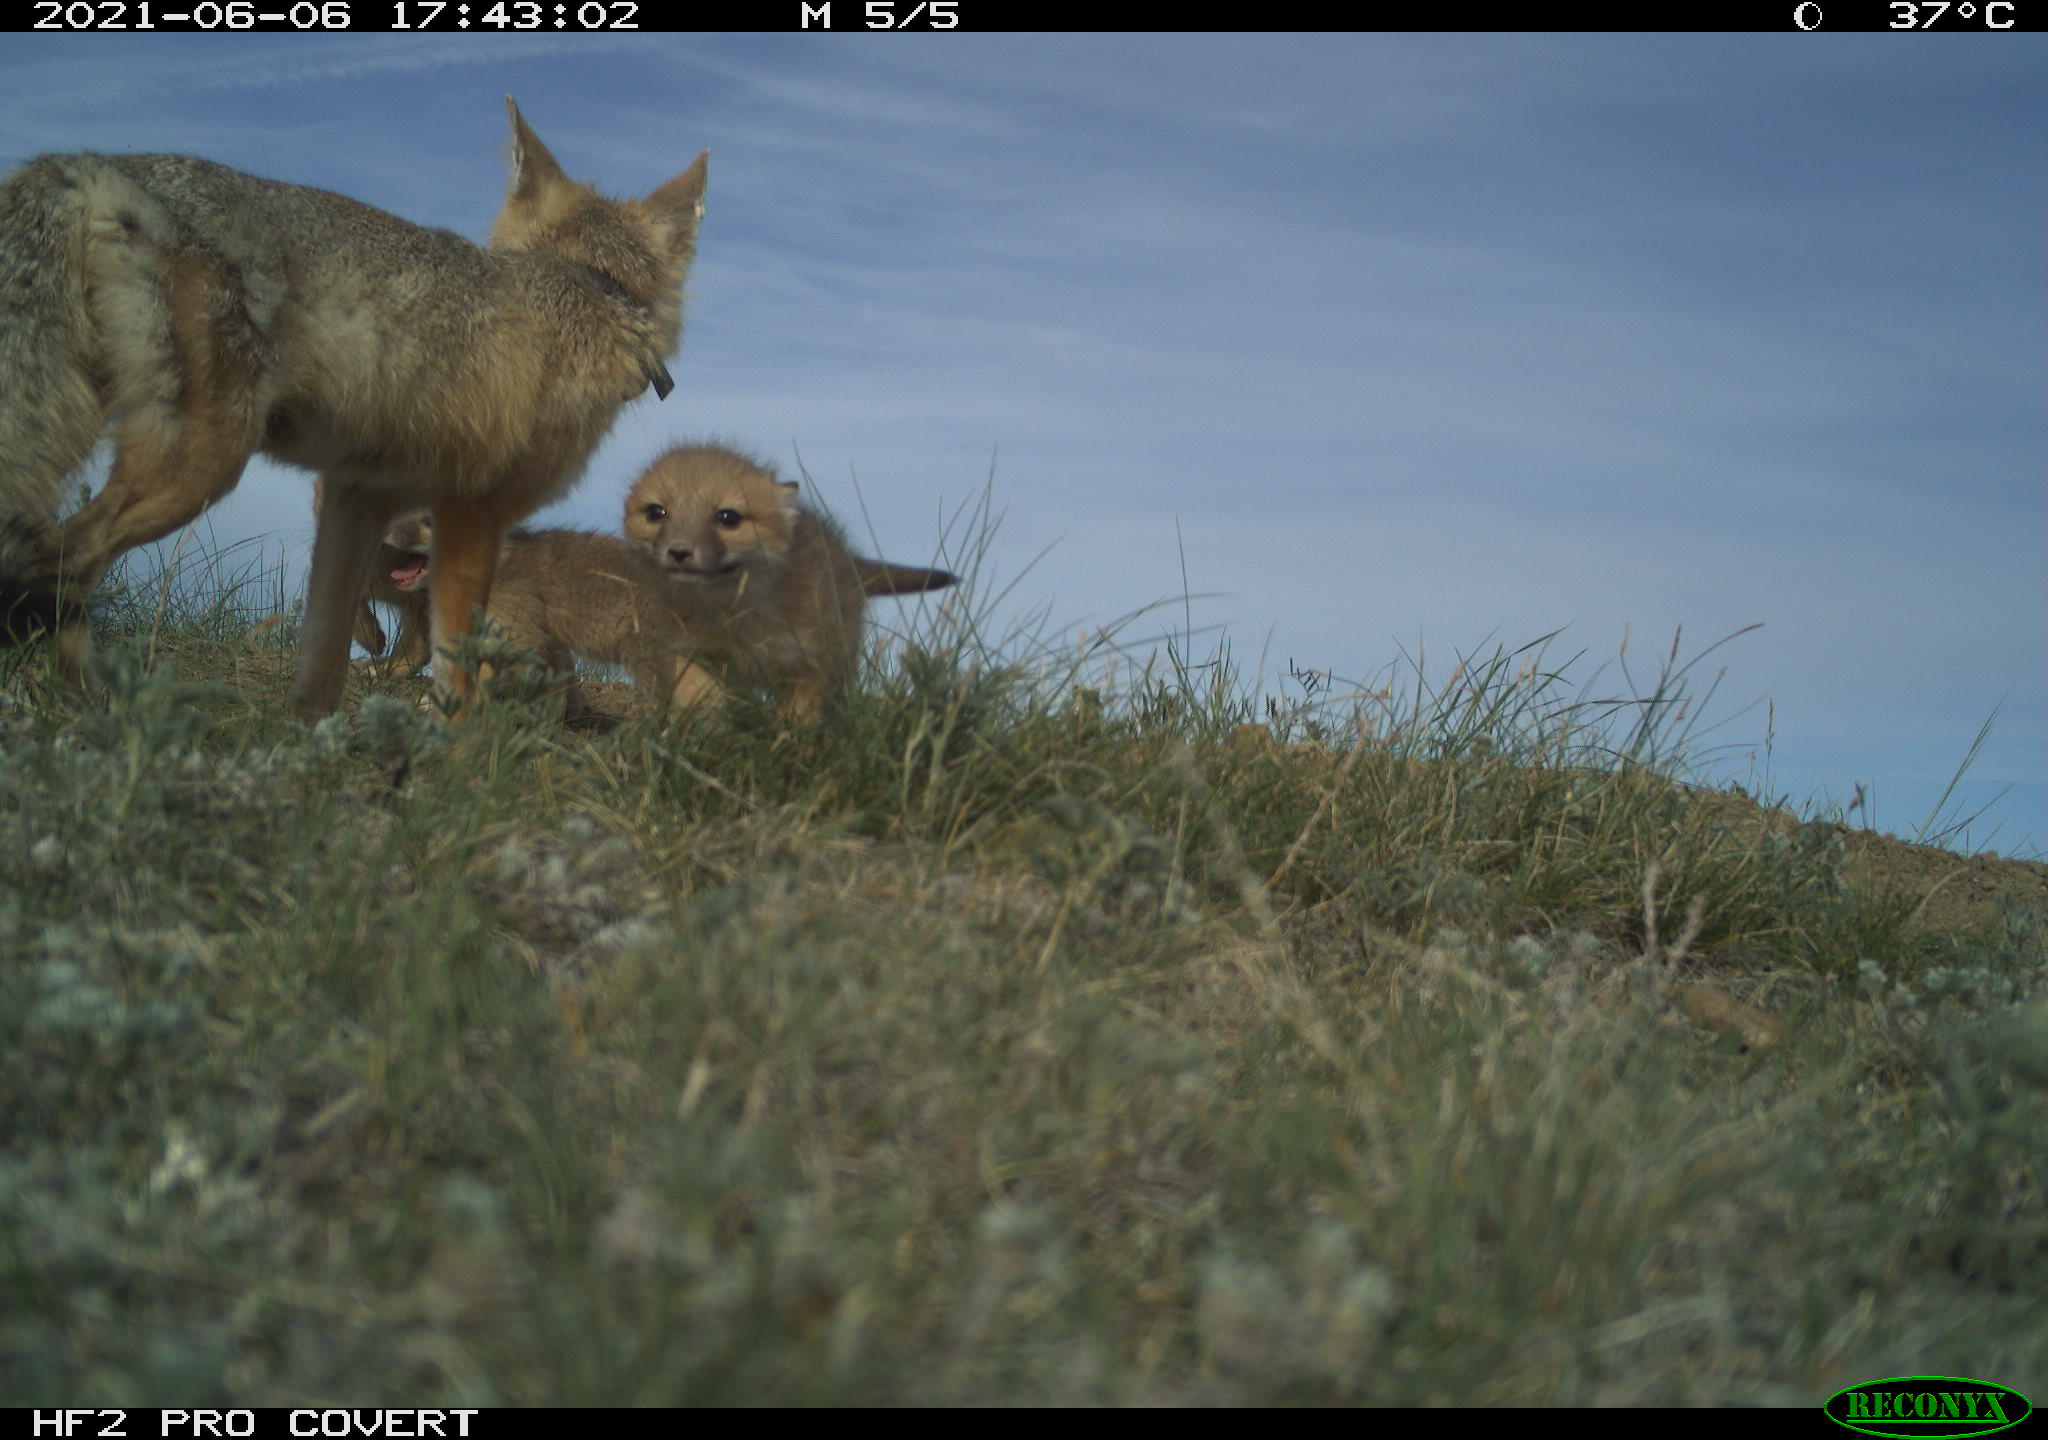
[42,249,260,680]
[291,479,403,720]
[385,598,432,675]
[351,596,389,657]
[779,681,827,726]
[779,647,844,727]
[312,477,391,660]
[533,637,585,725]
[667,659,726,715]
[425,493,511,720]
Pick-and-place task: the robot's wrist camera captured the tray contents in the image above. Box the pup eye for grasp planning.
[642,504,666,523]
[714,509,743,530]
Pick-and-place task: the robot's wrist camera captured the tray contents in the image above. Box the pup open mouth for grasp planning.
[389,553,429,590]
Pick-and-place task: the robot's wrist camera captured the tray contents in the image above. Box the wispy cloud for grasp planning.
[4,32,2039,853]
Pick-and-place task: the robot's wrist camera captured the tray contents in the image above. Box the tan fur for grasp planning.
[357,510,435,674]
[356,450,956,721]
[0,99,707,721]
[624,444,956,722]
[357,514,683,718]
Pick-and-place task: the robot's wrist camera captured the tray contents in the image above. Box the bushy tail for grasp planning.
[0,157,111,637]
[855,558,958,598]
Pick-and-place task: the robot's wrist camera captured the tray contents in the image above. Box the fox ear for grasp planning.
[646,151,709,246]
[775,479,801,520]
[503,96,568,201]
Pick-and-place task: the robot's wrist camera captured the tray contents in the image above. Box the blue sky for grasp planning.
[4,33,2042,856]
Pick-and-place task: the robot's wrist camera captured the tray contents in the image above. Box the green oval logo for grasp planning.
[1826,1376,2032,1439]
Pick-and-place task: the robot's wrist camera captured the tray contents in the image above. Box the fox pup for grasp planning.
[359,513,686,720]
[357,476,954,720]
[623,444,955,722]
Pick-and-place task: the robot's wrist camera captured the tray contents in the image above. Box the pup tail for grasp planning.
[0,157,118,639]
[855,558,958,598]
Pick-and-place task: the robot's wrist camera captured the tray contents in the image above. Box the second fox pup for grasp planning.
[357,448,955,720]
[371,517,698,718]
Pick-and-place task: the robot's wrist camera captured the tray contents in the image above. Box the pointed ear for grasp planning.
[503,95,569,203]
[775,479,801,520]
[645,151,709,241]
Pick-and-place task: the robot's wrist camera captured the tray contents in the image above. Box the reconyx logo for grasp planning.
[1826,1376,2032,1439]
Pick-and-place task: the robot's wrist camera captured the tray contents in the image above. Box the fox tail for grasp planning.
[855,558,958,598]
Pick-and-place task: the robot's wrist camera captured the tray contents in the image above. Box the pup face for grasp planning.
[380,513,433,592]
[623,446,799,586]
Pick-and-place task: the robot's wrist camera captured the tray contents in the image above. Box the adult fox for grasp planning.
[0,98,706,720]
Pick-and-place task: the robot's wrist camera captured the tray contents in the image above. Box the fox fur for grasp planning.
[355,446,955,721]
[0,98,707,719]
[624,443,955,721]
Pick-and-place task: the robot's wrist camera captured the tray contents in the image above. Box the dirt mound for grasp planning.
[1843,828,2047,935]
[1690,786,2048,938]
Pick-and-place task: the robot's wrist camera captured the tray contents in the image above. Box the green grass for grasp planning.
[0,539,2043,1406]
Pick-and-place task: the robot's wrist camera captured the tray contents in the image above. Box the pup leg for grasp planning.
[386,598,432,676]
[534,638,585,726]
[426,494,509,720]
[292,481,402,720]
[352,597,389,657]
[559,679,594,727]
[667,659,726,716]
[480,592,580,724]
[780,645,847,727]
[780,682,827,726]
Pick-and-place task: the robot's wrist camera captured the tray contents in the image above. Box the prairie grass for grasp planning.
[1,536,2042,1406]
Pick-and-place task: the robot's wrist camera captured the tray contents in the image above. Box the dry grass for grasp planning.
[0,541,2042,1405]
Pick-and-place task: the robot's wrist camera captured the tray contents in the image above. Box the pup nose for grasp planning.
[668,545,693,565]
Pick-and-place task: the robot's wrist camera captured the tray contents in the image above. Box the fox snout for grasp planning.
[633,496,754,582]
[656,535,739,579]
